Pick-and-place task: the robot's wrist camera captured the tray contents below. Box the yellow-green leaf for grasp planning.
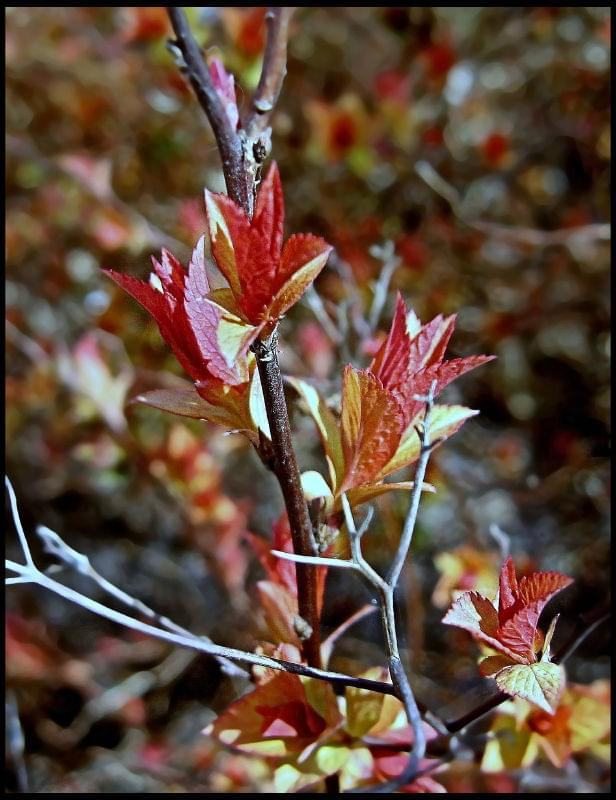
[345,682,386,737]
[334,480,435,512]
[495,662,565,714]
[378,404,478,479]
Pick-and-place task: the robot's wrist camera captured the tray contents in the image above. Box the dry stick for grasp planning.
[35,523,247,679]
[168,7,322,673]
[4,477,395,700]
[6,556,395,697]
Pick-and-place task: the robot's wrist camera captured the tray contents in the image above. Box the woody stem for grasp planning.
[166,8,321,669]
[252,330,323,669]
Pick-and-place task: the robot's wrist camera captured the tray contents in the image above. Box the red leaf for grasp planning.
[204,161,332,324]
[105,268,209,385]
[369,292,412,398]
[248,513,328,617]
[206,672,340,756]
[498,555,520,619]
[517,571,574,613]
[443,559,573,666]
[247,513,297,597]
[253,162,285,263]
[496,606,543,660]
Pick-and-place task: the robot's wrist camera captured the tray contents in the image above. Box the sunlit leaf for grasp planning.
[379,404,478,478]
[495,662,565,714]
[346,670,387,737]
[256,580,301,647]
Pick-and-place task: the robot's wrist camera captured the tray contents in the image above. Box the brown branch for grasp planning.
[243,7,295,137]
[166,7,250,212]
[166,8,320,670]
[252,329,323,669]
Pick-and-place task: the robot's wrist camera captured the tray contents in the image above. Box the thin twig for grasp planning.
[340,494,427,793]
[243,8,295,137]
[6,480,394,699]
[271,550,357,570]
[5,477,34,569]
[387,382,437,588]
[368,241,400,333]
[35,524,247,679]
[7,559,396,695]
[6,691,28,793]
[304,286,344,345]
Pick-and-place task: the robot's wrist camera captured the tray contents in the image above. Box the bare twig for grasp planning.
[304,285,344,345]
[340,494,427,793]
[6,479,393,699]
[368,241,400,333]
[387,382,437,588]
[243,8,295,137]
[35,523,247,679]
[5,691,28,793]
[5,477,34,570]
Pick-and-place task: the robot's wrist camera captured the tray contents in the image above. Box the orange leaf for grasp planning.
[340,366,404,492]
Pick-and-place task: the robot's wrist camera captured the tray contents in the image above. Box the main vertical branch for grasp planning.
[166,8,323,669]
[167,7,251,211]
[253,330,322,668]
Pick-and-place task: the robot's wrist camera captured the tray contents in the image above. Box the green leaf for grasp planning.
[495,662,565,714]
[379,404,479,478]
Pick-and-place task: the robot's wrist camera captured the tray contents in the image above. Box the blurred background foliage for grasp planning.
[6,6,610,793]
